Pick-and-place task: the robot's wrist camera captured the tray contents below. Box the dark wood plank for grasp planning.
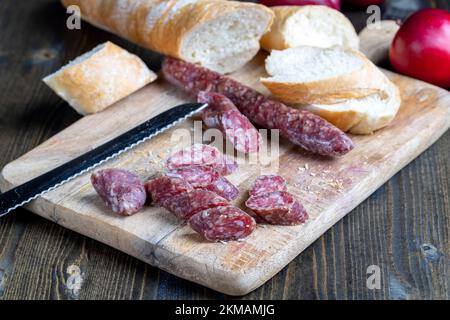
[0,0,448,300]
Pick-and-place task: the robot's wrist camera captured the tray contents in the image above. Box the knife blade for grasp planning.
[0,102,207,218]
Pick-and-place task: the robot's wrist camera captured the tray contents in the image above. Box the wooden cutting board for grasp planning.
[1,53,449,295]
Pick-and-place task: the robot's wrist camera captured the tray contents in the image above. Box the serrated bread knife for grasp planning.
[0,103,207,218]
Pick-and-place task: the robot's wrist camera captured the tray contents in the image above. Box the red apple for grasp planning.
[344,0,384,7]
[259,0,341,11]
[390,9,450,88]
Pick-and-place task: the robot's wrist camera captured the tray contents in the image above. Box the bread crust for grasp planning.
[260,5,359,52]
[43,42,157,115]
[62,0,274,73]
[302,81,402,134]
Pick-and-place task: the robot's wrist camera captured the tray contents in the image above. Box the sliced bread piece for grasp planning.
[43,41,157,115]
[261,5,359,52]
[302,81,401,134]
[261,46,389,105]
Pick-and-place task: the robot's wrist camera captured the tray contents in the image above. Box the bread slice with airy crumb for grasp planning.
[61,0,274,74]
[43,41,157,115]
[261,46,389,105]
[261,5,359,52]
[303,81,401,134]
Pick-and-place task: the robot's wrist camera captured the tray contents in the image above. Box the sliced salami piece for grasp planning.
[189,206,256,241]
[162,57,354,157]
[222,155,238,175]
[245,191,309,226]
[145,176,193,205]
[166,165,221,188]
[165,143,238,177]
[198,91,262,153]
[249,175,287,197]
[161,189,228,220]
[166,144,223,170]
[203,177,240,201]
[91,169,146,216]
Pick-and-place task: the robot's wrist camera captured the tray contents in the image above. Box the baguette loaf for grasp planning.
[43,41,157,115]
[261,46,389,105]
[62,0,274,74]
[260,6,359,52]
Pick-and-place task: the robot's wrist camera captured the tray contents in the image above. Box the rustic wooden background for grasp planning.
[0,0,448,300]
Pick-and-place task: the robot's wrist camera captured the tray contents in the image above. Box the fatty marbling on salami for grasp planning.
[166,165,221,188]
[91,169,146,216]
[161,189,228,220]
[166,144,237,177]
[245,174,309,225]
[189,206,256,241]
[162,58,354,157]
[198,91,262,153]
[145,176,193,205]
[245,191,308,226]
[204,176,240,201]
[249,175,288,197]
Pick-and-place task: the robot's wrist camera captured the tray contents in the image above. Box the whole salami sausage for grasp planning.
[91,169,146,216]
[189,206,256,241]
[198,91,262,153]
[161,189,228,220]
[245,191,309,226]
[162,58,354,157]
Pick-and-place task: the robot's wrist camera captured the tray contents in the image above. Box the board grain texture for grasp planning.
[0,0,449,300]
[1,52,449,295]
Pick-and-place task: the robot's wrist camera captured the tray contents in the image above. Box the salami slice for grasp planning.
[145,176,193,205]
[222,155,238,175]
[166,144,223,170]
[166,144,238,177]
[91,169,146,216]
[189,206,256,241]
[161,189,228,220]
[245,191,309,225]
[249,175,287,197]
[198,91,262,153]
[203,177,240,201]
[162,58,354,157]
[166,165,221,188]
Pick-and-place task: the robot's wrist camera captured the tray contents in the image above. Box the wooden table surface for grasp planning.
[0,0,448,300]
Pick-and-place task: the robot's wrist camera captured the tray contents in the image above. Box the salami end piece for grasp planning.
[198,91,262,153]
[245,191,309,226]
[161,189,228,220]
[249,175,288,197]
[189,206,256,241]
[91,169,146,216]
[203,177,240,201]
[145,176,193,205]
